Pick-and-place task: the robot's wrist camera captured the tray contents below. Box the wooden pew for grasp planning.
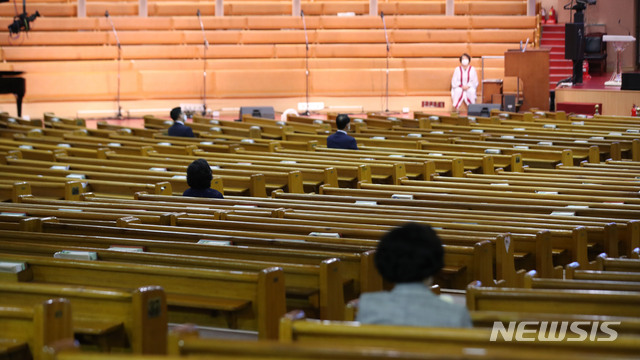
[0,281,166,354]
[279,310,640,357]
[0,298,76,360]
[0,236,346,321]
[523,270,640,292]
[0,253,285,339]
[466,280,640,317]
[566,261,640,282]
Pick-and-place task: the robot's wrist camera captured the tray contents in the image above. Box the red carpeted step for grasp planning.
[549,51,566,60]
[542,31,565,40]
[541,39,565,47]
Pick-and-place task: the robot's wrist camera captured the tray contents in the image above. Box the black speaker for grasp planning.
[565,23,584,60]
[238,106,275,120]
[621,73,640,91]
[468,103,501,117]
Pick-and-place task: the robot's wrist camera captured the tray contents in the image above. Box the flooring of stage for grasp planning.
[555,72,640,116]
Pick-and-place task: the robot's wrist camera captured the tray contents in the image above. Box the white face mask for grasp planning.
[182,113,187,122]
[461,58,470,66]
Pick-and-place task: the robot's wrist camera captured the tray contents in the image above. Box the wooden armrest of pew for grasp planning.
[166,293,251,312]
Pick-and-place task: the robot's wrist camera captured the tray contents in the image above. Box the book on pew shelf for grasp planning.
[58,208,83,212]
[574,140,588,143]
[543,124,556,129]
[626,129,639,133]
[157,142,172,146]
[0,261,26,273]
[536,191,558,195]
[309,232,341,238]
[281,160,297,164]
[149,167,167,172]
[241,139,254,144]
[501,135,515,139]
[172,175,187,180]
[108,246,146,253]
[470,129,483,133]
[238,162,252,165]
[429,116,439,121]
[66,174,86,180]
[490,183,509,186]
[514,145,529,149]
[537,141,553,146]
[355,200,378,206]
[200,141,214,145]
[590,136,604,140]
[163,121,172,126]
[209,127,221,132]
[468,116,477,121]
[120,128,132,134]
[388,154,404,158]
[360,158,375,160]
[566,205,589,209]
[572,121,584,125]
[391,194,414,200]
[550,211,575,216]
[209,120,220,125]
[210,166,220,169]
[57,143,71,148]
[233,205,257,208]
[513,128,526,131]
[428,153,443,156]
[0,212,27,216]
[54,250,98,261]
[535,111,546,116]
[603,202,625,204]
[107,143,121,147]
[407,133,422,138]
[499,113,509,118]
[198,239,234,246]
[371,136,386,140]
[608,132,622,136]
[430,131,444,134]
[484,149,501,154]
[50,165,70,170]
[353,118,364,123]
[18,145,33,149]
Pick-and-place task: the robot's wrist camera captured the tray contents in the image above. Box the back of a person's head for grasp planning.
[335,114,350,130]
[186,158,213,189]
[375,222,444,283]
[170,107,182,121]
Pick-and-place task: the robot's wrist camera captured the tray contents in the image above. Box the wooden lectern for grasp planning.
[504,48,549,111]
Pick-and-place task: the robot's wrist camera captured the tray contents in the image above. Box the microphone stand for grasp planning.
[197,9,209,116]
[301,10,310,115]
[105,11,122,119]
[381,11,390,113]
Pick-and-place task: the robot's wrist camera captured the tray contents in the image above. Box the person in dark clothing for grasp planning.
[168,106,195,137]
[326,114,358,150]
[183,158,224,198]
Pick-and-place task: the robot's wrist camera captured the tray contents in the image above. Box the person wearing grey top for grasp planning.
[356,222,472,328]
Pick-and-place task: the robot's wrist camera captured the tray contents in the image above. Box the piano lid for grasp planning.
[0,71,24,77]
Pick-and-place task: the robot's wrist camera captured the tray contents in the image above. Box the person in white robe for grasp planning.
[451,53,478,111]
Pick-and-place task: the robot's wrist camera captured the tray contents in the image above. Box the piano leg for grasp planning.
[15,93,23,117]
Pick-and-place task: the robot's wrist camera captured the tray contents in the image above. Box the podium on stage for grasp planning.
[504,48,550,111]
[603,35,636,86]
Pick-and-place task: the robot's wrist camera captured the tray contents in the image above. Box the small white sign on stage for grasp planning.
[602,35,636,86]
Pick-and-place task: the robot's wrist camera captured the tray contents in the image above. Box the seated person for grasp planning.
[356,222,472,327]
[183,158,224,199]
[326,114,358,150]
[168,107,195,137]
[451,53,478,112]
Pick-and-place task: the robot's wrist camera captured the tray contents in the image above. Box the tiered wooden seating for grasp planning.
[0,4,536,101]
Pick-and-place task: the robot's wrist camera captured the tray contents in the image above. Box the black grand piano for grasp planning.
[0,71,25,117]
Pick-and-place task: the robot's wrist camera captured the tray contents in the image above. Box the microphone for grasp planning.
[197,9,201,17]
[380,11,384,19]
[300,9,304,17]
[105,10,109,17]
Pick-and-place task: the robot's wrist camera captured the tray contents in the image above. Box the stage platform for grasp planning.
[555,73,640,116]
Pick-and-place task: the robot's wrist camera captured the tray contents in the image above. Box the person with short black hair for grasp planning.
[183,158,224,199]
[356,222,472,327]
[451,53,478,112]
[326,114,358,150]
[168,106,195,137]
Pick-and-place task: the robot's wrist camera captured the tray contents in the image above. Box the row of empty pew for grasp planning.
[1,108,639,358]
